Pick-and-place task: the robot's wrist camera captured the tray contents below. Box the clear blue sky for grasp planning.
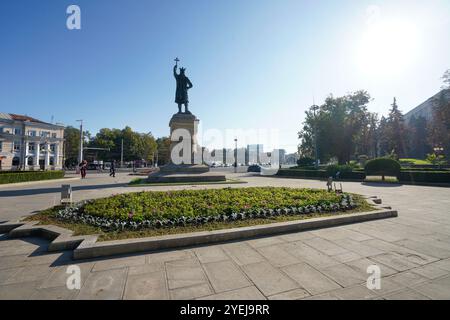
[1,0,449,152]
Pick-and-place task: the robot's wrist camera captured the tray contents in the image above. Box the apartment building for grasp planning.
[0,113,65,171]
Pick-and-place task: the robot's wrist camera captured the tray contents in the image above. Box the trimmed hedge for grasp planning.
[0,171,65,184]
[277,169,366,180]
[398,171,450,183]
[365,158,401,180]
[400,167,450,172]
[278,169,328,178]
[325,164,353,177]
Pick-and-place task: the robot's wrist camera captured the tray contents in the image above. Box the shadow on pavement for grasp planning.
[0,183,129,197]
[361,182,403,188]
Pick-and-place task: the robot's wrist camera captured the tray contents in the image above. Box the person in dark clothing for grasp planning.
[109,161,116,178]
[79,160,87,179]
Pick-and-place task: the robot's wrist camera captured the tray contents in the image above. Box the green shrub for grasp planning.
[398,171,450,183]
[365,158,401,181]
[0,171,65,184]
[297,157,315,167]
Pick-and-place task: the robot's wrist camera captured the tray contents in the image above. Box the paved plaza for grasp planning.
[0,172,450,299]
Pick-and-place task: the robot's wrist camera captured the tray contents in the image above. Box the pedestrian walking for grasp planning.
[109,161,116,178]
[79,160,88,179]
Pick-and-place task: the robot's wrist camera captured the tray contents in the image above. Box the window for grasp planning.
[28,143,35,151]
[39,143,45,151]
[50,157,55,166]
[12,157,20,166]
[27,157,34,166]
[40,131,50,138]
[13,141,20,151]
[28,130,36,137]
[51,133,57,138]
[50,144,56,152]
[0,141,2,151]
[14,128,21,135]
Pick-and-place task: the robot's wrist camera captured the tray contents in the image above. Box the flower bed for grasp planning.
[54,187,357,231]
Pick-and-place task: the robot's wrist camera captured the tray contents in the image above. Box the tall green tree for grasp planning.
[63,126,80,167]
[383,98,408,158]
[428,89,450,157]
[298,91,374,164]
[88,127,157,162]
[156,137,171,165]
[63,126,91,167]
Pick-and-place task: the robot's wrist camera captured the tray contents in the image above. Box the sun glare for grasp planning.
[357,18,421,76]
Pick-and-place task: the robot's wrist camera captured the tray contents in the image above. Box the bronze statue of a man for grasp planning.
[173,61,193,114]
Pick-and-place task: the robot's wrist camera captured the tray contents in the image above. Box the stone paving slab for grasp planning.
[200,286,266,300]
[170,283,213,300]
[242,261,299,296]
[76,268,127,300]
[202,260,251,293]
[281,263,341,295]
[124,270,168,300]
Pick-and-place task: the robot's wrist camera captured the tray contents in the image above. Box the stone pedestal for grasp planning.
[148,112,225,183]
[168,112,201,167]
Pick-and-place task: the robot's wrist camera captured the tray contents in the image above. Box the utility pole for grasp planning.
[120,138,124,168]
[234,138,238,173]
[311,105,319,169]
[76,120,83,164]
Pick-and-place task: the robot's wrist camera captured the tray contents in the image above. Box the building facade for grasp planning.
[404,89,450,123]
[0,113,65,171]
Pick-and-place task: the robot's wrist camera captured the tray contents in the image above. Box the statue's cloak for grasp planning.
[175,74,192,104]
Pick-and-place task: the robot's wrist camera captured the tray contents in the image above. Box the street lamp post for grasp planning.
[433,146,444,170]
[76,120,83,164]
[311,105,319,169]
[234,138,238,173]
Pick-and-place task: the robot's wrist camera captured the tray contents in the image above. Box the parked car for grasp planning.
[247,164,261,172]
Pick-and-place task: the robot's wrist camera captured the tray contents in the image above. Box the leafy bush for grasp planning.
[365,158,401,181]
[0,171,65,184]
[55,189,357,231]
[297,157,315,167]
[398,171,450,183]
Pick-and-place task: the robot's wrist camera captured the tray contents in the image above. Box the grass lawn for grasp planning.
[364,176,399,183]
[25,187,374,241]
[399,158,431,165]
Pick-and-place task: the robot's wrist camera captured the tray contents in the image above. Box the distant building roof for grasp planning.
[405,89,450,123]
[0,113,58,126]
[0,113,12,120]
